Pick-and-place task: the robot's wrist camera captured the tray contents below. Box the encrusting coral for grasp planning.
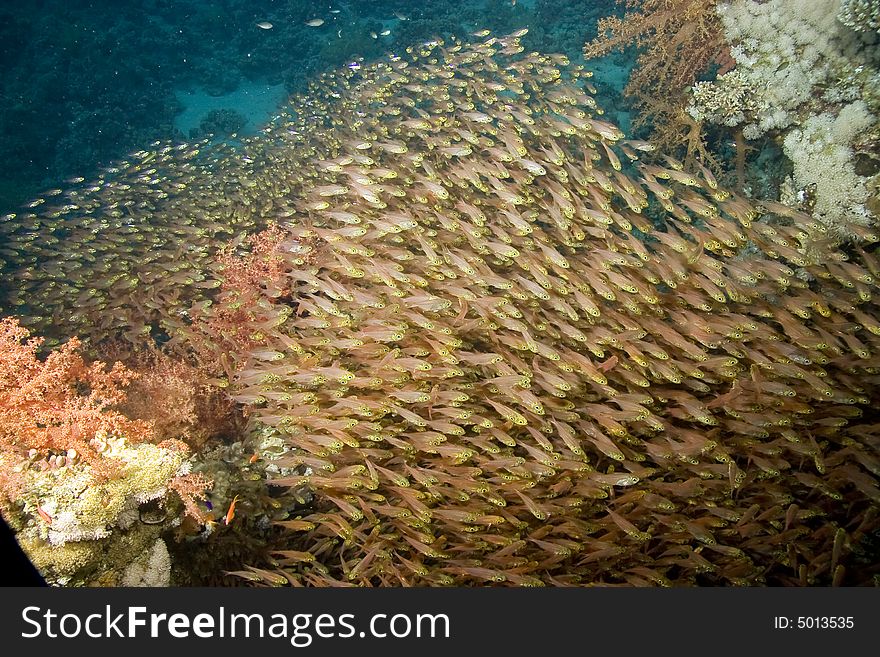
[2,28,879,587]
[121,537,172,587]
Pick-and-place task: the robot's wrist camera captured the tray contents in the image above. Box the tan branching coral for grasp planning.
[584,0,727,166]
[115,347,240,451]
[689,69,760,128]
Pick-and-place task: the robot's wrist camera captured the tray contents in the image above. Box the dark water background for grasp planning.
[0,0,629,215]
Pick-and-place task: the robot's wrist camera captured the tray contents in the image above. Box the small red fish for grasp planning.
[598,354,619,372]
[36,505,53,525]
[224,495,240,525]
[248,453,260,464]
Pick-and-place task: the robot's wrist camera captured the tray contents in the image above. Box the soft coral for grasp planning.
[0,317,152,491]
[585,0,728,168]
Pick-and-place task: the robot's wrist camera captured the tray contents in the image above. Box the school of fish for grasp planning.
[2,29,879,586]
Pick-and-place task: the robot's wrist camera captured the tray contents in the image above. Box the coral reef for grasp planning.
[114,346,241,451]
[190,108,248,140]
[5,434,206,585]
[687,0,880,236]
[689,70,760,129]
[0,318,214,584]
[1,13,879,588]
[697,0,875,140]
[167,435,310,586]
[0,317,152,488]
[583,0,728,166]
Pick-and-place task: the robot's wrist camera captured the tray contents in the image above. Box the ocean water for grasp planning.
[0,0,621,213]
[1,0,879,588]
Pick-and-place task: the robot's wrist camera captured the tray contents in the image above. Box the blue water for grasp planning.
[0,0,621,213]
[173,82,288,138]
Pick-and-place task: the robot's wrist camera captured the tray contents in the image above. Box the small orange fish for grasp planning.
[598,354,619,372]
[248,453,260,463]
[36,505,53,525]
[224,495,240,525]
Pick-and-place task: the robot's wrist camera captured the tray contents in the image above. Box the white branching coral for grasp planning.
[839,0,880,33]
[782,100,876,233]
[688,69,760,127]
[31,441,190,545]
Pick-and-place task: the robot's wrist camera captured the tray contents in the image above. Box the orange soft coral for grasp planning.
[0,317,153,488]
[585,0,727,167]
[164,223,316,382]
[116,347,240,451]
